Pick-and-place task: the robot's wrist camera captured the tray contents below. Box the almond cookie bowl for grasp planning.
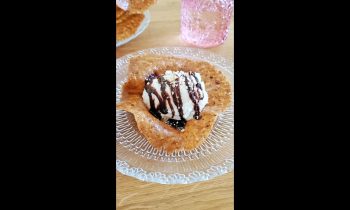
[116,47,233,184]
[116,9,151,47]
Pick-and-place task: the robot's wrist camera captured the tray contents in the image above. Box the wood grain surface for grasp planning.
[117,0,234,209]
[117,172,233,210]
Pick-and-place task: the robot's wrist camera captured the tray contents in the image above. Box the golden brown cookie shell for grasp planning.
[117,55,232,153]
[116,6,126,19]
[127,0,156,14]
[116,13,145,41]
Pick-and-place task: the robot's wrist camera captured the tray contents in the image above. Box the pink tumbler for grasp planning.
[181,0,234,48]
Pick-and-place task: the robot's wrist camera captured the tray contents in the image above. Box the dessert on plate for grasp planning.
[116,0,156,41]
[116,12,145,41]
[117,55,232,153]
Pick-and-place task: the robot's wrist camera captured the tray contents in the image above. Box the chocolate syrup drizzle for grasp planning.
[144,72,204,131]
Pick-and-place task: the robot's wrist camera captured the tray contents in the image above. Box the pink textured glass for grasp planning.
[181,0,233,48]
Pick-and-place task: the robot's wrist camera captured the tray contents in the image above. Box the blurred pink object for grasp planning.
[181,0,234,48]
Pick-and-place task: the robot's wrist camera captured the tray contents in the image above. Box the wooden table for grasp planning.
[117,1,234,209]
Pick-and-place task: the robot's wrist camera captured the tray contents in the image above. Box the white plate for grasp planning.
[116,47,234,184]
[116,10,151,47]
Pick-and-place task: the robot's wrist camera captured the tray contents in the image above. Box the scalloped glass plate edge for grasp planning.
[116,158,234,184]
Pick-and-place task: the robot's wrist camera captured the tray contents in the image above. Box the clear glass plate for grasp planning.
[116,10,151,48]
[116,47,234,184]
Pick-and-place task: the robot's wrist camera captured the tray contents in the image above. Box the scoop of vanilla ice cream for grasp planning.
[142,70,208,121]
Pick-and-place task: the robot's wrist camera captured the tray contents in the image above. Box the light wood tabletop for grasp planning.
[117,0,234,209]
